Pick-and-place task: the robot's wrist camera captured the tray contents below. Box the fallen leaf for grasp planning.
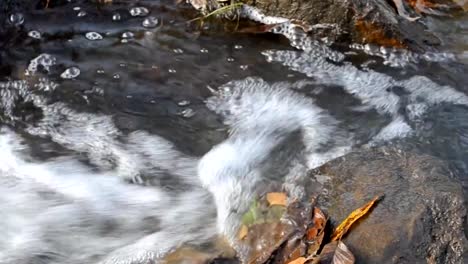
[287,256,307,264]
[238,225,248,240]
[331,196,382,241]
[307,207,327,240]
[317,241,355,264]
[306,207,327,255]
[266,192,287,206]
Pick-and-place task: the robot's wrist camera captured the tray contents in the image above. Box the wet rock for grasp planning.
[196,0,465,51]
[246,0,443,51]
[315,146,467,264]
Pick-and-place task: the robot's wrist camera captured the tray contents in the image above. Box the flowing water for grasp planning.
[0,0,467,263]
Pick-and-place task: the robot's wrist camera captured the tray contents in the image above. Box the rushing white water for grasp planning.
[0,127,216,264]
[0,75,344,263]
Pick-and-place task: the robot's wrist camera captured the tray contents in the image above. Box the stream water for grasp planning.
[0,0,467,263]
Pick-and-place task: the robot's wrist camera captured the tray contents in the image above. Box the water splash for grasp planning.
[0,128,215,264]
[201,77,350,237]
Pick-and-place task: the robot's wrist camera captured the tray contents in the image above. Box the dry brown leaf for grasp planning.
[331,196,381,241]
[238,225,248,240]
[266,192,287,206]
[317,241,355,264]
[287,256,307,264]
[307,207,327,240]
[306,207,327,255]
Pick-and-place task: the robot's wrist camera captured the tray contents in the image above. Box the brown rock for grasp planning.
[243,0,443,51]
[315,146,467,264]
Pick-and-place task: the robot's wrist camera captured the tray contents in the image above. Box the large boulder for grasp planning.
[315,146,467,263]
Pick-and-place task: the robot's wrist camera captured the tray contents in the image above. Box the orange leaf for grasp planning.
[306,207,327,255]
[238,225,248,240]
[287,257,307,264]
[306,207,327,240]
[331,196,382,241]
[266,192,287,206]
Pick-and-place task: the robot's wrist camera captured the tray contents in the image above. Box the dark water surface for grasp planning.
[0,0,467,263]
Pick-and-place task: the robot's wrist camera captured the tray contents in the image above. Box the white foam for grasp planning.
[261,23,468,143]
[0,127,216,264]
[200,77,351,239]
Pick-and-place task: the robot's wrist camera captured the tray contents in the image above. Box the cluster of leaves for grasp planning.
[235,193,381,264]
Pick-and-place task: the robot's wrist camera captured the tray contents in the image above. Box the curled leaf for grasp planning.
[331,196,382,241]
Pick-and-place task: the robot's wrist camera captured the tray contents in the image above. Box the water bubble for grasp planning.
[28,30,41,39]
[113,74,120,79]
[73,6,81,11]
[234,45,243,50]
[121,39,128,43]
[177,100,190,106]
[173,49,184,54]
[85,32,103,40]
[168,69,176,73]
[227,57,235,62]
[60,67,81,79]
[112,13,121,21]
[142,16,159,28]
[27,53,56,75]
[77,11,87,17]
[121,32,134,39]
[126,95,133,99]
[9,13,24,26]
[96,69,105,74]
[240,65,249,70]
[178,108,195,118]
[130,7,149,17]
[200,48,209,53]
[150,99,156,104]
